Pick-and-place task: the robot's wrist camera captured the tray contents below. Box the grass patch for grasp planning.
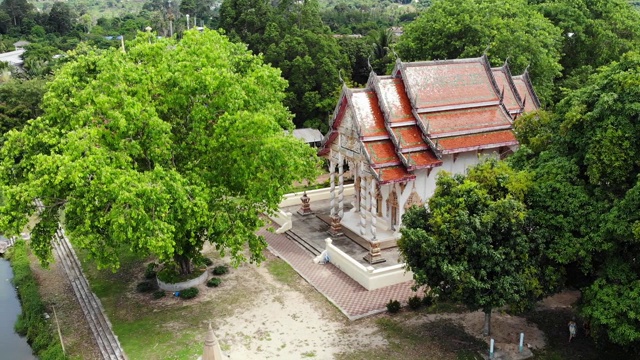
[77,245,259,359]
[6,240,66,359]
[266,259,299,286]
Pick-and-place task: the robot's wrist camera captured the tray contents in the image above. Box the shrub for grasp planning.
[386,299,401,314]
[212,265,229,276]
[207,278,221,287]
[152,290,166,299]
[136,281,155,293]
[157,265,206,283]
[202,257,213,266]
[144,262,158,279]
[408,295,422,310]
[422,293,434,307]
[179,287,199,299]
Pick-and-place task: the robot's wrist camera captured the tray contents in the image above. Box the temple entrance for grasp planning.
[388,190,399,230]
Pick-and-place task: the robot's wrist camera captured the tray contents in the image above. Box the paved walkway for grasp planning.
[260,227,416,320]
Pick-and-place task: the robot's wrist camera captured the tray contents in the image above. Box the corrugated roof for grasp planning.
[291,128,324,143]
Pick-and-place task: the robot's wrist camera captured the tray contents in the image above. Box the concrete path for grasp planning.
[260,228,416,320]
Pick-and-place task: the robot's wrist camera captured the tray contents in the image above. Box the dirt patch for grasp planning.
[30,254,100,359]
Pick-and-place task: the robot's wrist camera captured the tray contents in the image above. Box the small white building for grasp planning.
[318,55,539,262]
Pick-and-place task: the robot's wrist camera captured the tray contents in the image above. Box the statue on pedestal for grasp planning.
[297,191,313,216]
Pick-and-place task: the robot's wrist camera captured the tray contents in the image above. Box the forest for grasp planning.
[0,0,640,354]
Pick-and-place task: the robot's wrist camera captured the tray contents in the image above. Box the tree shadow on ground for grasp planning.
[419,319,486,359]
[525,309,630,360]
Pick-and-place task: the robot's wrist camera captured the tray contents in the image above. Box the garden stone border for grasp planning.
[157,269,208,292]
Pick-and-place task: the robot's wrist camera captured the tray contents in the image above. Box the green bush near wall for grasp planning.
[7,240,66,360]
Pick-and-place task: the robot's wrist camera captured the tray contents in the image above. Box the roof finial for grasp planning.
[391,46,400,61]
[504,56,510,67]
[367,55,373,73]
[338,69,345,87]
[483,43,491,56]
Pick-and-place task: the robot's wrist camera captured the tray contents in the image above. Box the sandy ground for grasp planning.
[214,260,386,359]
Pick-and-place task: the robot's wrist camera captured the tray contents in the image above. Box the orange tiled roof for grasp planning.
[419,106,512,137]
[436,130,518,154]
[512,72,541,113]
[363,140,401,167]
[404,151,442,169]
[377,77,414,124]
[373,166,416,184]
[491,66,522,115]
[401,58,500,110]
[351,90,387,138]
[391,125,426,150]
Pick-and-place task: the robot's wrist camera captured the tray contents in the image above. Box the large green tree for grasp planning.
[219,0,348,129]
[511,52,640,348]
[399,160,550,336]
[533,0,640,95]
[395,0,563,104]
[0,30,318,274]
[0,78,46,144]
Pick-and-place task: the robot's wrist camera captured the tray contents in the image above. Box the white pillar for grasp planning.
[370,178,377,241]
[329,158,336,218]
[338,152,344,218]
[360,175,367,235]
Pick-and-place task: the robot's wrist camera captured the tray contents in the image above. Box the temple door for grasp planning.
[388,190,399,230]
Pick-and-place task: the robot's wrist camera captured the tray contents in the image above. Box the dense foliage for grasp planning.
[512,52,640,348]
[0,29,318,274]
[220,0,348,129]
[399,160,554,335]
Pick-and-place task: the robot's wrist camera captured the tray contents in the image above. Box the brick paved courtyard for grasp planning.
[259,227,417,320]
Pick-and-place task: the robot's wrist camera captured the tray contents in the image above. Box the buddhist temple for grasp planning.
[318,55,539,262]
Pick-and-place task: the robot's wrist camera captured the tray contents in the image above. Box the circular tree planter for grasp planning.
[157,269,208,292]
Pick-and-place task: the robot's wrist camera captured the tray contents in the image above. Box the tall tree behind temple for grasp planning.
[0,0,33,27]
[219,0,348,129]
[532,0,640,95]
[47,2,75,35]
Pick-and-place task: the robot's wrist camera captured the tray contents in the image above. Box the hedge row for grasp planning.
[7,240,66,360]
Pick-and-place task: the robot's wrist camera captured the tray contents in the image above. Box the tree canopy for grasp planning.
[398,160,551,336]
[0,29,318,274]
[511,51,640,348]
[219,0,348,129]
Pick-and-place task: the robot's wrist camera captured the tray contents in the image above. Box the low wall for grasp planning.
[324,238,413,290]
[280,185,355,208]
[157,269,209,292]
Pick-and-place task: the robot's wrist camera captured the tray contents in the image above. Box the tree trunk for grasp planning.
[174,254,192,275]
[483,309,492,336]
